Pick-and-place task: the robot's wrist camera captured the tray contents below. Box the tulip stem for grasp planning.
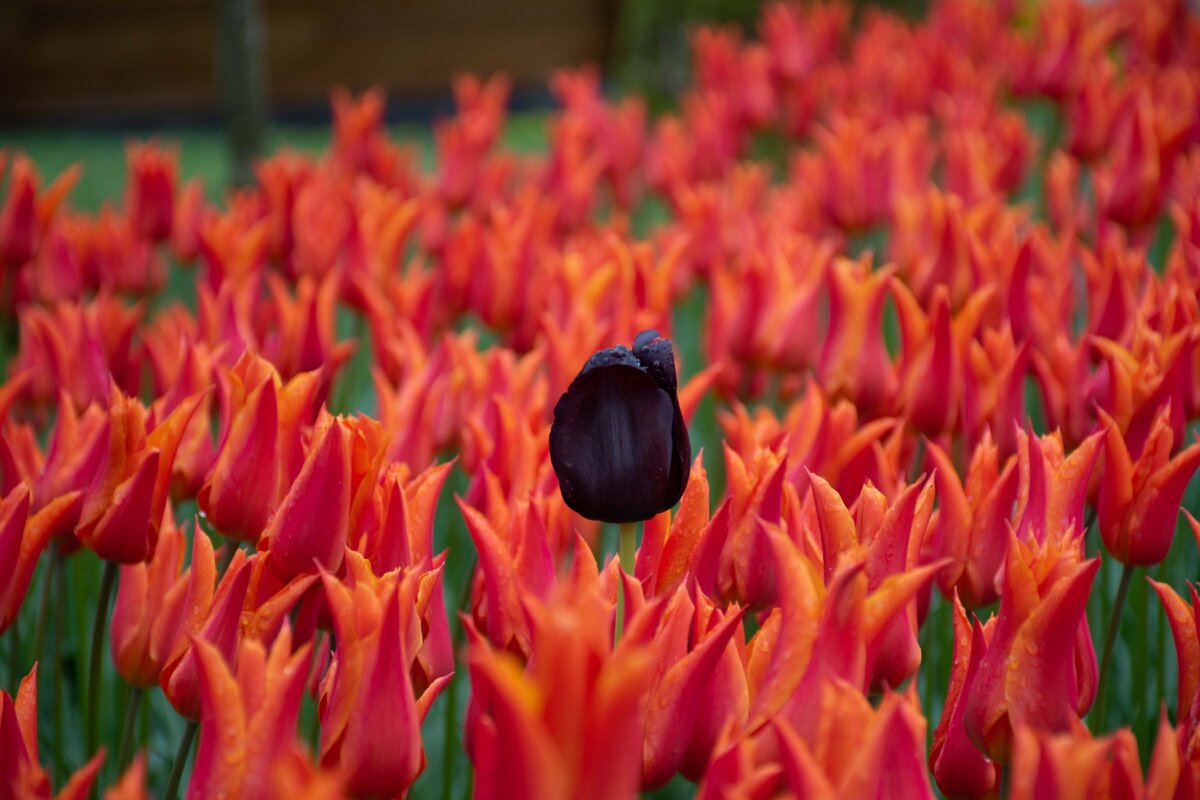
[85,560,118,759]
[907,436,926,483]
[1093,562,1134,733]
[216,540,238,579]
[116,686,144,772]
[31,548,60,662]
[443,551,477,800]
[441,673,459,800]
[7,614,17,691]
[165,719,198,800]
[51,559,66,782]
[614,522,637,644]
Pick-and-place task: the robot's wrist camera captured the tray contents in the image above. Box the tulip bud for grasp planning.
[126,141,178,241]
[549,330,690,523]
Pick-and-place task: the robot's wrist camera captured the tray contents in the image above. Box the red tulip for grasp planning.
[0,155,80,268]
[261,410,352,581]
[125,141,178,241]
[199,369,282,543]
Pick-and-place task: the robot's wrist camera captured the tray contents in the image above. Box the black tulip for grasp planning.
[549,330,691,523]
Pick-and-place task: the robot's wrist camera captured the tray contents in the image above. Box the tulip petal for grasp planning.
[551,360,677,522]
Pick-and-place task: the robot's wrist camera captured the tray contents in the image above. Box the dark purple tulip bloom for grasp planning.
[549,330,691,523]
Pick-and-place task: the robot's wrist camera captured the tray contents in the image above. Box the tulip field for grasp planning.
[4,0,1200,797]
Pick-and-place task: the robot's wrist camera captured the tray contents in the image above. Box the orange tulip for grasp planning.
[189,626,313,799]
[748,528,942,738]
[76,387,203,564]
[697,686,936,799]
[0,483,83,633]
[818,256,897,417]
[110,514,193,687]
[640,585,746,788]
[13,294,144,411]
[160,548,250,720]
[0,417,41,498]
[170,178,208,263]
[104,754,150,800]
[457,496,556,655]
[161,551,315,720]
[317,566,449,797]
[289,167,351,281]
[635,453,711,597]
[1007,723,1134,800]
[931,594,1000,800]
[924,432,1018,608]
[1149,577,1200,745]
[1095,91,1166,230]
[807,473,935,689]
[0,666,106,800]
[32,398,106,529]
[1005,711,1189,800]
[260,274,356,387]
[466,589,655,800]
[891,281,992,438]
[962,535,1101,763]
[351,460,453,574]
[1098,404,1200,565]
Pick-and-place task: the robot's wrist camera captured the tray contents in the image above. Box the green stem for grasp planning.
[442,550,477,800]
[164,720,199,800]
[116,686,144,772]
[31,548,60,661]
[441,674,460,800]
[85,560,119,759]
[614,522,637,644]
[332,312,367,414]
[308,698,320,756]
[1133,565,1150,736]
[51,556,66,783]
[7,614,18,691]
[1092,562,1134,733]
[908,436,927,484]
[215,540,237,579]
[305,640,322,756]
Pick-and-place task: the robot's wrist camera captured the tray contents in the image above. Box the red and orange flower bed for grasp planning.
[3,0,1200,797]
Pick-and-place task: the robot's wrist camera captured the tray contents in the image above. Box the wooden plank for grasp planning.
[0,0,611,122]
